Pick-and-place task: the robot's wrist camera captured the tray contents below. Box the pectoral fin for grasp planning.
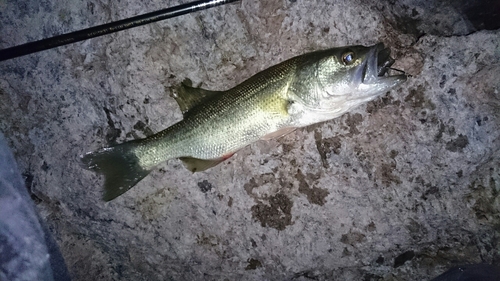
[260,127,297,141]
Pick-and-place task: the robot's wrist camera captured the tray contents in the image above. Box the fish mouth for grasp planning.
[361,43,407,84]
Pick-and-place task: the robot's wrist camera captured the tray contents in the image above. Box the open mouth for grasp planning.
[376,45,395,76]
[362,43,407,83]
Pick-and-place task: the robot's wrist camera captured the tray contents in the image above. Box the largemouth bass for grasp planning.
[82,43,407,201]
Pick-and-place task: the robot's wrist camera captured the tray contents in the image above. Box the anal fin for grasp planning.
[179,154,233,173]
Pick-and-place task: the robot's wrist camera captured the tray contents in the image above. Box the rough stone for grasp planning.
[0,0,499,280]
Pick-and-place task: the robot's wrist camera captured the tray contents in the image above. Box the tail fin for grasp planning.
[81,142,151,201]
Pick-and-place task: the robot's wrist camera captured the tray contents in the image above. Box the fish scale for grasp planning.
[140,61,295,161]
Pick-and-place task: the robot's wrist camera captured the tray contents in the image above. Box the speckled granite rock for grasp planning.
[0,0,498,280]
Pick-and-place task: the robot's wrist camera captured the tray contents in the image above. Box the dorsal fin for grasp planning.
[173,79,223,115]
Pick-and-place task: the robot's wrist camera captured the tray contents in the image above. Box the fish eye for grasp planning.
[342,51,355,65]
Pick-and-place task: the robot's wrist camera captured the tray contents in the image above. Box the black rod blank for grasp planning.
[0,0,239,62]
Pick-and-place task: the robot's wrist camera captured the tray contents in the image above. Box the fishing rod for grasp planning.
[0,0,239,62]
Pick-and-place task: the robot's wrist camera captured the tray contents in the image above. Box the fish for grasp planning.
[81,43,407,201]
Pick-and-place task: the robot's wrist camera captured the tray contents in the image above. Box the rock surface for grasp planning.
[0,0,499,280]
